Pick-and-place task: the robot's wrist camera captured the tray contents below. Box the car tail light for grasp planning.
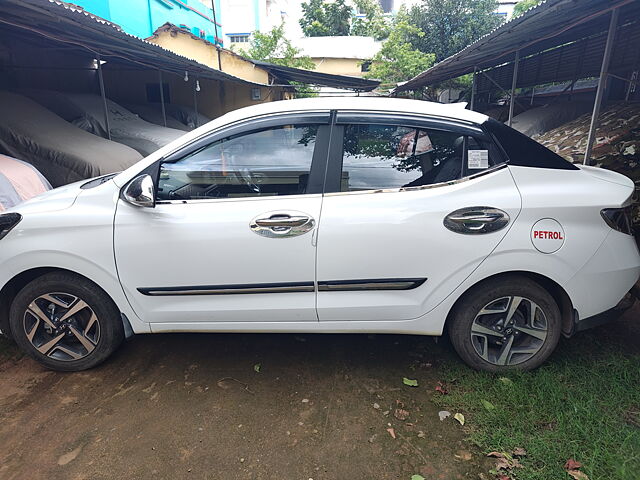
[0,213,21,240]
[601,207,633,235]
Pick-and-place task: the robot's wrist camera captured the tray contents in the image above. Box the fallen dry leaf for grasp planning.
[512,447,527,457]
[565,459,590,480]
[438,410,450,421]
[564,459,582,471]
[487,451,523,471]
[403,377,418,387]
[386,427,396,439]
[453,412,465,425]
[394,408,410,420]
[434,382,448,394]
[454,450,472,461]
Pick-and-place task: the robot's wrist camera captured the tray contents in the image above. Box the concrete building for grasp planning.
[221,0,304,49]
[71,0,224,46]
[292,36,382,78]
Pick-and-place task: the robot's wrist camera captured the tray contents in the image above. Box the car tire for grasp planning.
[9,272,124,372]
[448,275,561,372]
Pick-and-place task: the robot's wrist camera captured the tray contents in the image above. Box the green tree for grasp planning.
[365,17,435,93]
[300,0,352,37]
[512,0,543,17]
[239,24,317,97]
[407,0,504,62]
[240,24,315,70]
[351,0,390,40]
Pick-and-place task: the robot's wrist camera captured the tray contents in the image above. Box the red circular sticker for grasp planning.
[531,219,565,253]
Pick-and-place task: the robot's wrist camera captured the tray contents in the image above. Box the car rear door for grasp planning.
[114,113,330,326]
[316,112,522,323]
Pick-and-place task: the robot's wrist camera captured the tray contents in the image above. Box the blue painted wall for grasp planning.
[73,0,224,46]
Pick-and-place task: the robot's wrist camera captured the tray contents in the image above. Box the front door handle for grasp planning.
[444,207,510,234]
[254,216,309,228]
[250,211,315,238]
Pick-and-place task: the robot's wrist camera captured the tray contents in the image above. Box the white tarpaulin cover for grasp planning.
[0,154,51,211]
[0,91,143,187]
[23,91,185,156]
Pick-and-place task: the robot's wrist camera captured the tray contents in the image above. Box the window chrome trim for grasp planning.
[324,163,508,197]
[155,193,323,205]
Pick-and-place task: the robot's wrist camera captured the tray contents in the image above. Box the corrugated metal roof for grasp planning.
[0,0,267,86]
[395,0,640,92]
[250,61,380,92]
[149,23,380,91]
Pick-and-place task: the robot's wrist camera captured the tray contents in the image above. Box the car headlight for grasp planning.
[601,207,633,235]
[0,213,22,240]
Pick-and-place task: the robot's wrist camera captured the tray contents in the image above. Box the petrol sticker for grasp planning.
[531,219,565,253]
[468,150,489,169]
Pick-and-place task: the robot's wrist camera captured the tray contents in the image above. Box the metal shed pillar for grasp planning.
[584,8,620,165]
[508,50,520,127]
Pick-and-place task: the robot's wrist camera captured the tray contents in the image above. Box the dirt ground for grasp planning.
[0,328,493,480]
[2,304,639,480]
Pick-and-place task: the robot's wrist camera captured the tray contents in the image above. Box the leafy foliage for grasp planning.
[300,0,352,37]
[240,24,315,70]
[239,24,317,97]
[406,0,504,62]
[513,0,543,17]
[350,0,390,40]
[365,15,435,92]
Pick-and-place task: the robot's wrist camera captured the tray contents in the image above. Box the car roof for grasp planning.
[215,97,489,127]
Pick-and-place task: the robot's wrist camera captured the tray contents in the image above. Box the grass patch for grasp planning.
[434,326,640,479]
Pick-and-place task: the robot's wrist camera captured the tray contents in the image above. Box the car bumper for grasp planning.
[565,230,640,320]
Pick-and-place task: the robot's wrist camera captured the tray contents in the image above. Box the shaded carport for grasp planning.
[394,0,640,165]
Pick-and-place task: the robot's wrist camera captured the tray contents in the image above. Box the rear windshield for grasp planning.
[483,118,578,170]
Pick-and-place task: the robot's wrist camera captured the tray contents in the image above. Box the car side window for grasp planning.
[340,123,500,192]
[157,124,319,200]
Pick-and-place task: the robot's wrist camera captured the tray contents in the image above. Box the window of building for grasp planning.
[361,61,372,73]
[339,123,500,192]
[158,125,320,200]
[229,34,250,43]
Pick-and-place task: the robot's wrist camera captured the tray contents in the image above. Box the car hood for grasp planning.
[576,165,635,189]
[4,178,88,215]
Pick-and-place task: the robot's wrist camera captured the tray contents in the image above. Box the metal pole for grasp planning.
[530,86,535,105]
[96,53,111,140]
[584,8,619,165]
[470,66,477,111]
[193,77,199,128]
[210,0,220,45]
[158,69,167,127]
[508,50,520,127]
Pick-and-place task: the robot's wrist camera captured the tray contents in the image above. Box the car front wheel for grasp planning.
[9,272,124,372]
[448,275,562,372]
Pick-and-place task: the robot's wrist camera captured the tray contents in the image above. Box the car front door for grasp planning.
[316,113,522,326]
[114,113,330,326]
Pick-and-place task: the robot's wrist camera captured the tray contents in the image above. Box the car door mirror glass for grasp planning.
[123,174,155,208]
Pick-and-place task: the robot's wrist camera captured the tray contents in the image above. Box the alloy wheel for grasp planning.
[470,296,548,366]
[23,292,100,361]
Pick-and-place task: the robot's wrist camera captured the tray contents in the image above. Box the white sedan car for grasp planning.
[0,98,638,372]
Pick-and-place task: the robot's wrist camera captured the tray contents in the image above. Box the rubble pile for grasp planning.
[534,102,640,183]
[535,102,640,230]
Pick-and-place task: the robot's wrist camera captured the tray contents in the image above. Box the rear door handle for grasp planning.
[250,212,315,238]
[444,207,510,234]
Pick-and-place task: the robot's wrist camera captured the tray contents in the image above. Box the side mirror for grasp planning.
[123,174,155,208]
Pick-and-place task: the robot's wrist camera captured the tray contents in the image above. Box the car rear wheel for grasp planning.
[9,272,124,372]
[448,275,561,372]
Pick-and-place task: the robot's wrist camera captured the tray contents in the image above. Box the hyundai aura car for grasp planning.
[0,98,638,372]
